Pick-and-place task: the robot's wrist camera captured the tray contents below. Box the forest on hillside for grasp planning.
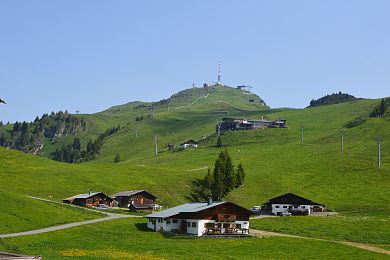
[0,111,88,154]
[308,92,357,108]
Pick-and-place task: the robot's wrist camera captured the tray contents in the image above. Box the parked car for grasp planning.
[96,204,109,209]
[250,206,262,214]
[279,211,292,217]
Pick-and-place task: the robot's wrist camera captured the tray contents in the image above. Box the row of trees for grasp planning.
[369,98,390,117]
[308,92,357,108]
[51,125,121,163]
[190,150,245,201]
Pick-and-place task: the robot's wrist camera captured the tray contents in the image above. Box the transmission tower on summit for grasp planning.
[217,64,221,85]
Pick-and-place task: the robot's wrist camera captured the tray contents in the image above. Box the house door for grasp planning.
[288,206,292,211]
[180,220,187,233]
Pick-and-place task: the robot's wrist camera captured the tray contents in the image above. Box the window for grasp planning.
[275,205,280,208]
[283,206,287,208]
[294,206,298,208]
[187,222,191,227]
[302,206,306,209]
[166,220,171,225]
[172,219,177,224]
[192,222,197,228]
[205,223,214,228]
[158,219,163,223]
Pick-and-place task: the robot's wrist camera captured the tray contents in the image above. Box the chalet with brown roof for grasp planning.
[145,199,251,237]
[111,190,157,211]
[63,191,114,207]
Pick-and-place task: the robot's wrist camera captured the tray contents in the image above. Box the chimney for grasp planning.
[88,189,92,195]
[208,197,213,205]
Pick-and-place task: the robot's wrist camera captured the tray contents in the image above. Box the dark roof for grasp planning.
[264,193,324,206]
[111,190,157,199]
[180,140,199,145]
[145,201,251,219]
[63,192,112,201]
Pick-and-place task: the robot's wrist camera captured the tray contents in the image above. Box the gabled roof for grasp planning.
[264,193,324,206]
[111,190,157,199]
[145,201,251,219]
[145,201,225,218]
[63,192,102,201]
[180,140,198,146]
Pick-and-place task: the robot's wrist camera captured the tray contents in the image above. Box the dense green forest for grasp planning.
[0,111,87,154]
[308,92,357,107]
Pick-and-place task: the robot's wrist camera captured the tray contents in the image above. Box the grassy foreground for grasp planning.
[0,218,387,259]
[0,190,103,234]
[251,210,390,245]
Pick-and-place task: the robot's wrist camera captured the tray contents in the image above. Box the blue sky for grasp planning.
[0,0,389,122]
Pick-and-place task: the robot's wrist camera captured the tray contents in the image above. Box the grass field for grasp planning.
[0,218,387,259]
[0,86,389,257]
[251,210,390,245]
[0,190,103,234]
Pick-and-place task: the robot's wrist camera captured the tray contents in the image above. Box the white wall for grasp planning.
[271,204,311,215]
[146,218,250,236]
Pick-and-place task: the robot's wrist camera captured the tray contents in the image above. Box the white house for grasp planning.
[180,140,199,149]
[144,199,251,237]
[262,193,325,216]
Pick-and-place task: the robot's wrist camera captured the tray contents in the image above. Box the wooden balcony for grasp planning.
[203,227,249,237]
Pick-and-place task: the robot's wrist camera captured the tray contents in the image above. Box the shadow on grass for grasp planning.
[135,223,151,232]
[134,223,196,239]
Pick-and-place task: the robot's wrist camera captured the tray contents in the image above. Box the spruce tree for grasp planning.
[379,99,386,116]
[212,157,224,200]
[72,137,81,151]
[223,150,235,195]
[114,153,120,163]
[235,163,245,188]
[216,136,223,147]
[205,168,213,191]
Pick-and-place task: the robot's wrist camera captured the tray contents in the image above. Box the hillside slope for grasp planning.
[0,89,389,242]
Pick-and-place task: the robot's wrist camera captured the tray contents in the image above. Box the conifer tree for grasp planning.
[114,153,120,163]
[235,163,245,188]
[216,136,223,147]
[72,138,81,151]
[223,150,235,194]
[212,157,224,200]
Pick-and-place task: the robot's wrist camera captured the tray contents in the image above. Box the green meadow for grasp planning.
[0,87,389,257]
[0,219,387,259]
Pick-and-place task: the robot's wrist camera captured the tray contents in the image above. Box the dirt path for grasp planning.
[0,214,133,238]
[0,196,140,238]
[249,229,390,256]
[186,166,209,172]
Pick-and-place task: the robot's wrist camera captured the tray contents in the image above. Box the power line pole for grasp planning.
[301,126,304,142]
[340,129,344,151]
[154,135,158,155]
[135,128,139,138]
[378,138,381,168]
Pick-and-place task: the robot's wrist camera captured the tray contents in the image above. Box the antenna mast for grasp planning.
[217,64,221,85]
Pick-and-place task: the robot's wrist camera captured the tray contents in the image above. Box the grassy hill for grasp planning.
[0,86,389,257]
